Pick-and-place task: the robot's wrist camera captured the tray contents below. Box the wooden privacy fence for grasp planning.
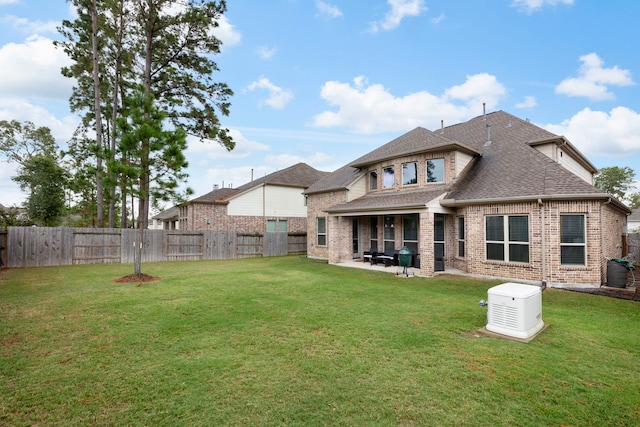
[2,227,307,268]
[627,233,640,267]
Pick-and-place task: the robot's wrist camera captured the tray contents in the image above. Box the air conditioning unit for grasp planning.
[486,283,544,339]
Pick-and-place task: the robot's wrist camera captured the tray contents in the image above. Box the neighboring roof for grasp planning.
[310,110,631,214]
[190,162,329,204]
[305,164,364,195]
[629,209,640,221]
[152,206,179,220]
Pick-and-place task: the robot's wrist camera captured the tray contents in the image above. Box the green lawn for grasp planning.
[1,256,638,426]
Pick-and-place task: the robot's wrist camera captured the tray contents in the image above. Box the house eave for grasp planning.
[441,193,631,213]
[326,203,428,216]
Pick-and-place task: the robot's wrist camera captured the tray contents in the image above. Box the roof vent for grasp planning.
[482,102,486,120]
[440,119,444,133]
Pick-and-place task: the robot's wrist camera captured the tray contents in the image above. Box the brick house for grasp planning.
[305,111,631,288]
[179,162,328,233]
[150,206,180,230]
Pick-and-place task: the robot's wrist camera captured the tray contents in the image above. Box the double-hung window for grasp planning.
[485,215,529,263]
[317,217,327,246]
[561,214,585,265]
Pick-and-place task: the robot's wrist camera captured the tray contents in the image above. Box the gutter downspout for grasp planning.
[539,198,547,288]
[601,198,612,286]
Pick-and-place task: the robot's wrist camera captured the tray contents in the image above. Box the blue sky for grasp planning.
[1,0,640,210]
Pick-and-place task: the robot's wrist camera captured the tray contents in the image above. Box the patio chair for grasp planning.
[378,249,397,267]
[363,247,378,265]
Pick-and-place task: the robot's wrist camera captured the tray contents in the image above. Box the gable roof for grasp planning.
[441,111,621,207]
[348,127,482,168]
[152,206,179,220]
[307,110,630,214]
[190,162,329,204]
[629,208,640,222]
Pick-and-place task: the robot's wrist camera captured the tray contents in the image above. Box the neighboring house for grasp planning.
[305,110,631,288]
[628,209,640,233]
[150,206,180,230]
[180,162,329,233]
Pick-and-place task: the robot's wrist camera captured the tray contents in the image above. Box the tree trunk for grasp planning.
[91,0,104,227]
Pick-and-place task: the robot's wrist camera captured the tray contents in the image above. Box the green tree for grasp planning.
[12,155,69,226]
[628,192,640,209]
[117,88,192,276]
[0,120,58,166]
[594,166,636,201]
[58,0,234,229]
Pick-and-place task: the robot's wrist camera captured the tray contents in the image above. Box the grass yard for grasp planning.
[1,256,639,426]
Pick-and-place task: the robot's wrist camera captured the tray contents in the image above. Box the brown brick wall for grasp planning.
[184,203,307,233]
[454,200,626,287]
[306,190,349,259]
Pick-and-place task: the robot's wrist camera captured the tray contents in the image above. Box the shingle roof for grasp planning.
[443,111,609,203]
[629,208,640,221]
[325,186,448,213]
[310,110,630,213]
[191,162,329,204]
[305,164,364,195]
[348,127,481,168]
[152,206,179,220]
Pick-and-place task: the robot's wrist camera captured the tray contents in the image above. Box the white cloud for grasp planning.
[511,0,574,13]
[315,1,343,18]
[555,53,634,101]
[430,14,445,24]
[544,107,640,157]
[0,15,59,35]
[0,0,19,5]
[256,45,277,60]
[0,161,24,207]
[211,15,241,49]
[0,98,78,144]
[515,96,537,108]
[369,0,427,32]
[0,36,74,100]
[246,77,294,109]
[311,74,506,134]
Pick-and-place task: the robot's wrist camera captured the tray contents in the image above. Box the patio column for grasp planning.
[328,215,352,264]
[419,211,435,276]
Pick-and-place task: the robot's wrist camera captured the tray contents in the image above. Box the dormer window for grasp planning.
[383,166,395,188]
[426,158,444,183]
[402,162,418,185]
[369,170,378,190]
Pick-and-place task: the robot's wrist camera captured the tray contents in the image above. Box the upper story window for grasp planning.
[369,170,378,190]
[383,166,395,188]
[426,158,445,183]
[402,162,418,185]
